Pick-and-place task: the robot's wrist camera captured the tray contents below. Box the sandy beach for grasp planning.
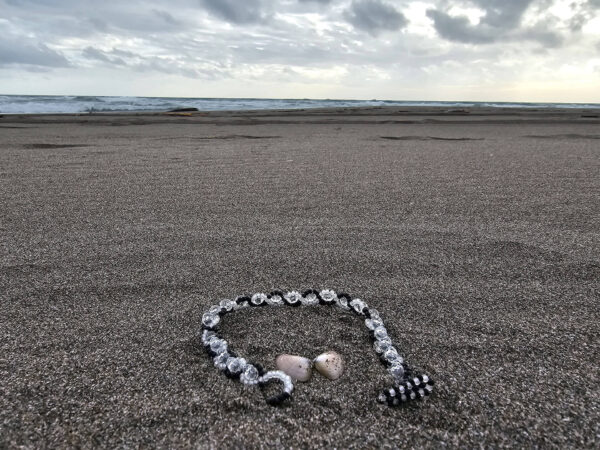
[1,107,598,448]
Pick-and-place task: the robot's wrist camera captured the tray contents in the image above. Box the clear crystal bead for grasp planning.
[226,357,247,374]
[233,301,249,310]
[209,305,222,315]
[374,338,392,354]
[213,352,229,370]
[374,326,388,340]
[369,309,381,320]
[219,299,235,312]
[266,294,283,306]
[201,329,216,345]
[365,318,383,330]
[209,338,227,355]
[383,348,401,364]
[284,291,301,304]
[335,296,350,309]
[202,312,220,328]
[350,299,367,314]
[251,293,267,306]
[301,292,319,306]
[234,296,249,309]
[240,365,259,385]
[319,289,336,302]
[389,363,405,380]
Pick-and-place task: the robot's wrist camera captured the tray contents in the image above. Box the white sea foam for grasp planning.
[0,95,598,114]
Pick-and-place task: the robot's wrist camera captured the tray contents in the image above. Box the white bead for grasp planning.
[261,370,294,394]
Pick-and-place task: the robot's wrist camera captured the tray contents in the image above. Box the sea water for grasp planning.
[1,95,599,114]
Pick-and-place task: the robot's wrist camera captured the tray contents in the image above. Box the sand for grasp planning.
[0,107,599,448]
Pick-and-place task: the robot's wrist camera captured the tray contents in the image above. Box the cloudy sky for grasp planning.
[1,0,599,102]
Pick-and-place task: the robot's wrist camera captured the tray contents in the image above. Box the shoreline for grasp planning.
[2,105,600,126]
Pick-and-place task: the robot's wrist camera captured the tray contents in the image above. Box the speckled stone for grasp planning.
[313,351,344,380]
[275,354,312,382]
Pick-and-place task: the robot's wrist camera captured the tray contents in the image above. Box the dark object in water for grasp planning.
[581,114,599,118]
[169,107,199,112]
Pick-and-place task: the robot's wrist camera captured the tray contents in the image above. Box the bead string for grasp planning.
[200,289,434,406]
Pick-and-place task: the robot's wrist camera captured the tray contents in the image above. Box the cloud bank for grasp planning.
[0,0,598,102]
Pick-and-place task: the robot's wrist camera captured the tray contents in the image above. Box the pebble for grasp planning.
[275,354,312,382]
[313,351,344,380]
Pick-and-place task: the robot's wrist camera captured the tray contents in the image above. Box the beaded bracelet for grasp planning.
[199,289,434,406]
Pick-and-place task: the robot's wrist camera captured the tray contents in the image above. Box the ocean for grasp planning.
[1,95,599,114]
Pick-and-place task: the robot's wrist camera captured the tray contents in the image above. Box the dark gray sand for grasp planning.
[1,107,599,448]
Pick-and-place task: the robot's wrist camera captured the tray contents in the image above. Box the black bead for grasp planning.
[266,392,290,406]
[254,363,266,376]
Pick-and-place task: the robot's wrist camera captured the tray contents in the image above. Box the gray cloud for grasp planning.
[0,39,69,68]
[472,0,535,29]
[426,9,495,44]
[0,0,598,100]
[198,0,269,24]
[519,23,564,48]
[426,0,565,47]
[82,47,127,66]
[344,0,407,36]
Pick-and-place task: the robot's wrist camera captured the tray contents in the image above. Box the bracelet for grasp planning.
[199,289,434,406]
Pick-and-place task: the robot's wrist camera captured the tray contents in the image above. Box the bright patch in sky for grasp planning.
[0,0,598,102]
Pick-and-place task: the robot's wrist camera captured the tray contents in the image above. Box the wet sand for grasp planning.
[1,107,599,448]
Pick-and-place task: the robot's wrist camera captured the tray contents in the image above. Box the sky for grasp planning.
[1,0,599,102]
